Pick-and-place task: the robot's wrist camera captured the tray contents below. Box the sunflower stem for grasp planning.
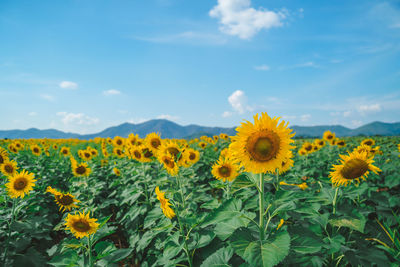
[332,187,339,214]
[88,235,93,267]
[142,163,150,207]
[176,172,186,210]
[3,198,16,264]
[176,208,192,267]
[259,172,265,241]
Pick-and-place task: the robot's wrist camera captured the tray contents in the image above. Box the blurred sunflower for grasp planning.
[64,211,99,239]
[329,151,381,187]
[361,138,375,147]
[298,149,307,156]
[0,149,9,164]
[145,132,162,153]
[60,146,70,156]
[113,167,121,176]
[72,161,91,177]
[228,112,294,174]
[158,140,182,162]
[155,186,175,219]
[31,145,41,156]
[113,136,125,147]
[186,148,200,165]
[323,130,335,143]
[159,154,179,176]
[0,160,18,177]
[113,147,124,158]
[198,141,207,149]
[302,142,314,154]
[276,152,294,174]
[211,157,239,182]
[315,139,326,147]
[127,133,139,146]
[46,186,80,212]
[6,170,36,198]
[336,139,346,147]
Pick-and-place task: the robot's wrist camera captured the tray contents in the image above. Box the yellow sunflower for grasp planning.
[46,186,80,212]
[60,146,70,156]
[336,139,346,147]
[329,151,381,187]
[31,145,42,156]
[159,154,179,176]
[229,112,295,174]
[113,167,121,176]
[113,136,125,147]
[211,157,239,182]
[157,140,182,161]
[361,138,375,147]
[276,152,294,174]
[0,149,9,164]
[198,141,207,149]
[302,142,314,154]
[298,148,307,156]
[219,133,229,140]
[64,211,99,239]
[0,160,19,177]
[186,148,200,165]
[5,170,36,198]
[314,139,326,148]
[155,186,175,219]
[72,161,91,177]
[113,147,124,158]
[140,145,154,163]
[323,130,336,143]
[145,133,162,153]
[127,133,139,146]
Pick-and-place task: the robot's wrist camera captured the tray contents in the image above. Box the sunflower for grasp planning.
[361,138,375,147]
[220,133,229,140]
[5,170,36,198]
[336,139,346,147]
[113,147,124,158]
[276,152,294,174]
[129,146,143,162]
[159,154,179,176]
[211,157,239,182]
[314,139,325,148]
[145,133,162,153]
[46,186,80,212]
[31,145,41,156]
[323,130,335,143]
[302,142,314,154]
[0,149,9,164]
[72,161,91,177]
[186,148,200,165]
[155,187,175,219]
[198,141,207,149]
[229,113,294,174]
[127,133,139,146]
[60,146,70,156]
[81,150,92,161]
[140,145,154,163]
[298,148,307,156]
[329,151,381,187]
[0,160,18,177]
[113,136,125,147]
[157,140,182,161]
[113,167,121,176]
[64,211,99,239]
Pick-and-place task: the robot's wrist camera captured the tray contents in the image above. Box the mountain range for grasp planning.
[0,120,399,140]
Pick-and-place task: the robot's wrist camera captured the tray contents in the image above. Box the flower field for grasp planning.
[1,113,400,267]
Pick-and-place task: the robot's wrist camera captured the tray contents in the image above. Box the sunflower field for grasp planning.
[1,112,400,267]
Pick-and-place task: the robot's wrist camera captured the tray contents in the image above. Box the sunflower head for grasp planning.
[31,145,42,156]
[361,138,375,147]
[145,133,162,153]
[1,160,19,177]
[113,167,121,176]
[336,139,346,147]
[113,147,124,158]
[229,112,294,174]
[72,162,91,177]
[5,170,36,198]
[211,157,239,182]
[329,151,381,187]
[302,142,314,153]
[65,211,99,239]
[186,148,200,165]
[155,187,175,219]
[159,154,179,176]
[60,147,70,156]
[0,149,9,164]
[323,130,336,142]
[113,136,125,147]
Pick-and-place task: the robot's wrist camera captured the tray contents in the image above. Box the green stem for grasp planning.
[142,164,150,207]
[259,173,265,241]
[275,170,280,191]
[332,187,339,214]
[176,210,192,267]
[176,173,186,209]
[3,198,16,264]
[88,235,93,267]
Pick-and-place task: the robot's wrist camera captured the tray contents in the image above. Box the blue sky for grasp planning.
[1,0,399,134]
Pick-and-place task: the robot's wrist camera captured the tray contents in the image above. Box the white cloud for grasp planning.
[282,115,296,121]
[56,112,99,125]
[28,112,37,116]
[59,81,78,90]
[128,118,148,124]
[40,94,55,102]
[157,114,179,121]
[300,114,311,122]
[279,61,319,70]
[209,0,286,39]
[254,64,270,71]
[228,90,248,114]
[222,111,233,118]
[343,111,351,117]
[357,103,381,114]
[352,120,363,127]
[103,89,121,96]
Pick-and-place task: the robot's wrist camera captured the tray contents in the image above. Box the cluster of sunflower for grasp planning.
[329,137,381,187]
[298,131,346,156]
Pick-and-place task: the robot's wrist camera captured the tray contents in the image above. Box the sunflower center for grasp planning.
[84,153,91,158]
[4,164,14,173]
[116,149,122,156]
[341,159,369,180]
[167,147,180,159]
[246,131,280,162]
[76,166,87,175]
[189,152,196,160]
[58,194,74,205]
[305,145,313,151]
[151,139,161,149]
[62,150,68,154]
[14,178,27,190]
[218,166,231,177]
[73,220,91,232]
[33,148,39,153]
[143,149,153,158]
[0,155,4,164]
[134,151,142,159]
[116,140,122,145]
[327,135,333,140]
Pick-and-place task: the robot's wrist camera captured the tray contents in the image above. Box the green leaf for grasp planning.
[101,248,133,263]
[329,217,365,233]
[291,237,323,254]
[230,228,290,267]
[200,246,234,267]
[95,241,116,259]
[201,198,242,228]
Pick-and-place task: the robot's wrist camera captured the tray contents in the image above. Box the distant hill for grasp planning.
[0,120,399,140]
